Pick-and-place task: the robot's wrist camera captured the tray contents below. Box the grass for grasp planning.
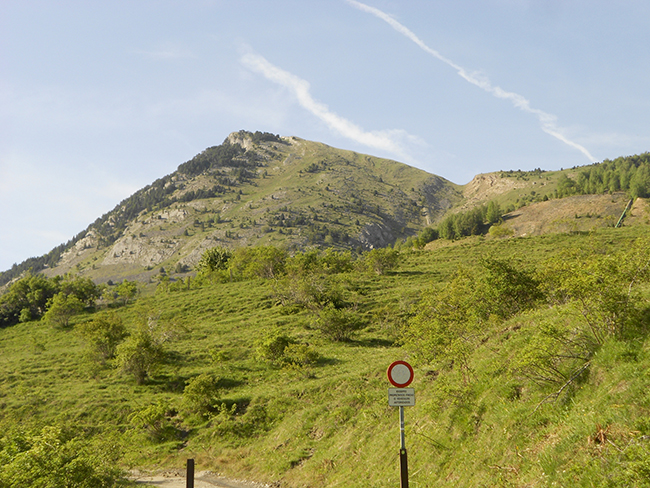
[1,225,650,486]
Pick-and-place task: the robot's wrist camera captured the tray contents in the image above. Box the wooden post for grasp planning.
[186,459,194,488]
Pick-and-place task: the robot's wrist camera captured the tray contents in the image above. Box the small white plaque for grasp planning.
[388,388,415,407]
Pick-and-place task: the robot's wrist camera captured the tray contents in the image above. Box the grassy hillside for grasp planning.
[0,131,460,287]
[1,224,649,487]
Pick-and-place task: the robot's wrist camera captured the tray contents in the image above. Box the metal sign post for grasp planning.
[399,406,408,488]
[387,361,415,488]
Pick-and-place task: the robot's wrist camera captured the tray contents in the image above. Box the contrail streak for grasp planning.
[347,0,595,161]
[241,51,417,159]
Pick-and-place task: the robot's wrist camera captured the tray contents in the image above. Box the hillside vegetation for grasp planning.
[2,135,650,486]
[3,131,648,289]
[0,131,460,287]
[1,224,650,487]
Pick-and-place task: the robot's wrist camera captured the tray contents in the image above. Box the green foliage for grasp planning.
[59,276,102,308]
[181,373,222,418]
[115,280,138,305]
[196,246,232,274]
[229,246,287,279]
[485,200,502,224]
[488,222,514,238]
[2,228,650,487]
[0,426,126,487]
[0,272,59,327]
[403,258,543,380]
[553,153,650,198]
[128,401,178,442]
[42,292,84,328]
[115,315,167,384]
[359,247,399,275]
[314,304,365,342]
[77,312,127,362]
[255,333,320,367]
[437,205,487,240]
[255,333,295,364]
[537,241,650,343]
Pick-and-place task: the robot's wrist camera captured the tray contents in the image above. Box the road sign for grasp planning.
[387,360,414,388]
[388,388,415,407]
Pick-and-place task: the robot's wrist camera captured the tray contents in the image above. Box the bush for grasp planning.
[115,316,168,384]
[181,373,222,418]
[314,305,365,342]
[196,246,232,274]
[359,248,400,275]
[0,426,126,487]
[128,401,178,442]
[77,312,127,362]
[255,333,320,367]
[42,292,84,328]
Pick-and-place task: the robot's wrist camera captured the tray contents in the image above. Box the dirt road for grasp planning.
[131,470,275,488]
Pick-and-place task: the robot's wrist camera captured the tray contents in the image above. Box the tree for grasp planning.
[59,276,102,308]
[115,280,138,305]
[196,246,232,274]
[360,248,400,275]
[77,312,127,361]
[42,292,84,328]
[0,272,59,327]
[115,316,167,384]
[485,201,502,225]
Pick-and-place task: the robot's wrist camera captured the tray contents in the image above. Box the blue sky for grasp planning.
[2,0,649,271]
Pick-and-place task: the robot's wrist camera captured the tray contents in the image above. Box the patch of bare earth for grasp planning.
[130,470,276,488]
[461,173,526,210]
[499,193,638,237]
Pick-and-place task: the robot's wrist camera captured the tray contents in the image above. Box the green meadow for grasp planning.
[1,225,650,487]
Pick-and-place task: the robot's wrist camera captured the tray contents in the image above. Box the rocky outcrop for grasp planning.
[359,223,396,250]
[227,131,254,151]
[102,235,182,267]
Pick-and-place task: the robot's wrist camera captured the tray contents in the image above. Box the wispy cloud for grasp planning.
[240,51,420,160]
[347,0,595,162]
[135,43,196,60]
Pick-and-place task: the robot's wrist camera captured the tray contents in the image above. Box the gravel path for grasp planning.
[131,470,276,488]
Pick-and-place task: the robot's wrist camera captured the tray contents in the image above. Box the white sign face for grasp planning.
[388,388,415,407]
[389,364,412,386]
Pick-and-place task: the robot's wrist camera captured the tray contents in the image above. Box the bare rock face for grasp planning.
[59,230,100,264]
[102,235,182,267]
[102,208,190,267]
[227,131,254,150]
[359,223,395,249]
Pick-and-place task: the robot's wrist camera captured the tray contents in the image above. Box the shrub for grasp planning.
[359,248,400,275]
[255,333,295,364]
[0,426,126,487]
[128,401,178,442]
[77,312,127,362]
[115,316,168,384]
[42,292,84,328]
[255,333,320,367]
[314,305,365,342]
[181,373,222,418]
[196,246,232,274]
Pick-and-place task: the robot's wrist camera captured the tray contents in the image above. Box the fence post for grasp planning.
[186,459,194,488]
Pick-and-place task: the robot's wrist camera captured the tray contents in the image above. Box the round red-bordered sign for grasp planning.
[387,360,414,388]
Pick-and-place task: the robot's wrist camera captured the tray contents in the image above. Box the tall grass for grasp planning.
[1,225,649,486]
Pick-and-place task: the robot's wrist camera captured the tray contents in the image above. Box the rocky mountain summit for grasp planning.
[29,131,461,284]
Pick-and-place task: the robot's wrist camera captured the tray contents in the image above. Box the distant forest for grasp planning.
[556,153,650,198]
